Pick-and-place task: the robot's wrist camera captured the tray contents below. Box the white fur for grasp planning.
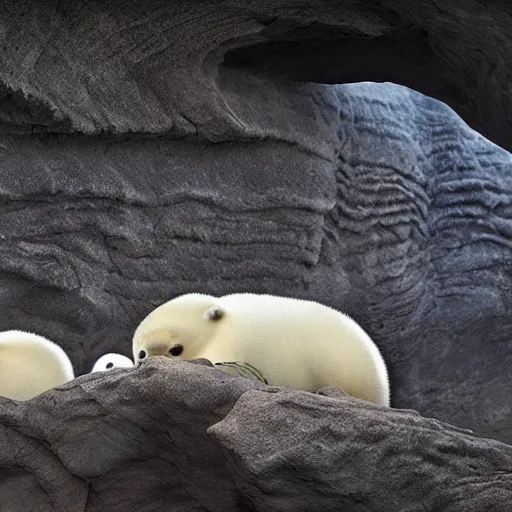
[133,293,390,406]
[0,330,75,400]
[91,353,134,372]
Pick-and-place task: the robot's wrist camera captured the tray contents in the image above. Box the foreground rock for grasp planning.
[0,358,511,511]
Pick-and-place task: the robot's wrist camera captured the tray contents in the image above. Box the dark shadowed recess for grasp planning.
[224,2,512,154]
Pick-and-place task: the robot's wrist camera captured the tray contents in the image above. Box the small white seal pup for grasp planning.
[132,293,390,406]
[91,353,134,372]
[0,330,75,401]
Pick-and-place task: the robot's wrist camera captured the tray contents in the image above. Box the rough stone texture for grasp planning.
[210,387,512,511]
[2,0,512,152]
[1,0,512,509]
[2,358,512,512]
[0,358,259,512]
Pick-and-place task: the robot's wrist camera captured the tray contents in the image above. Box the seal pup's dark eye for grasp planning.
[138,350,147,360]
[106,362,114,369]
[169,344,183,357]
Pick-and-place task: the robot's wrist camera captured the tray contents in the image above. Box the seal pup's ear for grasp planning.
[204,307,224,321]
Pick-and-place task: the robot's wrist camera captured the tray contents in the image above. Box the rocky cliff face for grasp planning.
[1,1,512,509]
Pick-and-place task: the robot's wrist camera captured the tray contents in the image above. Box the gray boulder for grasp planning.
[2,358,512,512]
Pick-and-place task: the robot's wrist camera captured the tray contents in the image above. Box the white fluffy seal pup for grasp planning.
[0,330,74,400]
[91,353,134,372]
[132,293,390,406]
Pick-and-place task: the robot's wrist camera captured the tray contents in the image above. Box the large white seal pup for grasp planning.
[132,293,390,406]
[91,353,134,372]
[0,330,74,400]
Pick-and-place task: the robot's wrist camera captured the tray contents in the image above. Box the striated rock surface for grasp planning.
[2,0,512,151]
[1,359,512,511]
[0,78,510,442]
